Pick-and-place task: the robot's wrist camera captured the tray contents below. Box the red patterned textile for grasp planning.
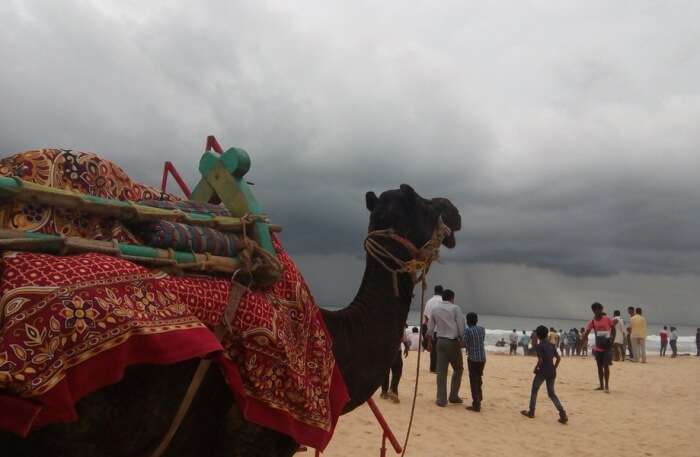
[0,239,348,450]
[0,149,178,243]
[216,237,348,450]
[0,252,223,435]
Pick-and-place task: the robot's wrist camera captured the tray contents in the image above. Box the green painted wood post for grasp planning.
[190,148,275,255]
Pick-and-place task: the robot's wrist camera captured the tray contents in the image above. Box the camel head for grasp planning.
[365,184,461,251]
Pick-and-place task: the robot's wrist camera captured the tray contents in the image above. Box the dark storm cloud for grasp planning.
[452,176,700,276]
[1,1,700,322]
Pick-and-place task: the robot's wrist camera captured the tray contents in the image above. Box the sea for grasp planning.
[320,307,699,355]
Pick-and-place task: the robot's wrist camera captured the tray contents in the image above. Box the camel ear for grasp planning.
[399,184,417,208]
[366,191,378,211]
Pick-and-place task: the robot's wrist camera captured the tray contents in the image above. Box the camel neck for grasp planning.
[320,253,415,412]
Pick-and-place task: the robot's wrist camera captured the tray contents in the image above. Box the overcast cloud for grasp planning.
[2,1,699,324]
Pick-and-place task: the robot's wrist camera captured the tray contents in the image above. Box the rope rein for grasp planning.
[400,273,428,457]
[363,217,451,456]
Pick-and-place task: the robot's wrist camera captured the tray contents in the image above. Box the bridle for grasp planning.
[363,216,452,297]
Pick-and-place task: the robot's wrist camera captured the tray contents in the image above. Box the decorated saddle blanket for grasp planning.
[0,149,177,243]
[0,150,349,451]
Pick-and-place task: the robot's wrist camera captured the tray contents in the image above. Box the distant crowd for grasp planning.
[508,327,593,357]
[507,306,699,361]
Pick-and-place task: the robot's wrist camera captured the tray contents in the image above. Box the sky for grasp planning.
[2,0,700,325]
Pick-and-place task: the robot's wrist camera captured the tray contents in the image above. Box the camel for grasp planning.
[1,183,461,457]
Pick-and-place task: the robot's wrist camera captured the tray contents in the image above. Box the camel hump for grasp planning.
[0,148,176,202]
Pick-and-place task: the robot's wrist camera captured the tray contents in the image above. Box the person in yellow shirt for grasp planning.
[548,327,560,347]
[629,307,648,363]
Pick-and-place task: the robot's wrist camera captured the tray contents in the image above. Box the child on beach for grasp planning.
[521,325,568,424]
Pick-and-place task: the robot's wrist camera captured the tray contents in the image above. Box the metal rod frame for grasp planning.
[161,161,192,198]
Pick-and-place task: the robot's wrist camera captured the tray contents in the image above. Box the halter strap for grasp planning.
[364,216,451,296]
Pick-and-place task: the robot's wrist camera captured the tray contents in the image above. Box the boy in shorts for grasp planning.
[520,325,568,424]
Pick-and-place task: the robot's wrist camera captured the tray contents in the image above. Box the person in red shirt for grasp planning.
[659,326,669,357]
[582,302,616,393]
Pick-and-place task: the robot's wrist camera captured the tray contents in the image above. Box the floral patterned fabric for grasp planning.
[0,251,223,434]
[0,149,177,242]
[215,237,348,450]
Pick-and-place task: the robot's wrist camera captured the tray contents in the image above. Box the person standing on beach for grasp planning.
[380,329,410,402]
[565,329,575,356]
[612,310,626,362]
[582,303,615,392]
[573,328,581,356]
[629,307,647,363]
[548,327,559,348]
[626,306,636,360]
[426,289,465,407]
[659,326,669,357]
[696,328,700,356]
[560,330,570,356]
[530,330,539,356]
[463,312,486,412]
[579,327,588,356]
[423,285,443,373]
[519,331,530,356]
[558,329,566,355]
[669,327,678,358]
[520,325,568,424]
[509,329,519,355]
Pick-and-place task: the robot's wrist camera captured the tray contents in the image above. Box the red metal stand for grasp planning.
[161,161,192,198]
[367,398,403,456]
[299,398,402,456]
[161,134,225,197]
[205,135,224,154]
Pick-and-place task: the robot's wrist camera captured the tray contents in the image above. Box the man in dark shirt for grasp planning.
[521,325,568,424]
[423,285,444,373]
[463,312,486,412]
[626,306,635,359]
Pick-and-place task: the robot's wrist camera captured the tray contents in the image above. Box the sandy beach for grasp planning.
[318,352,699,457]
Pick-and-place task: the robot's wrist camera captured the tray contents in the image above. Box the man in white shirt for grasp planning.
[422,285,443,373]
[426,289,466,407]
[669,327,679,358]
[612,310,626,361]
[407,326,420,351]
[509,329,519,355]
